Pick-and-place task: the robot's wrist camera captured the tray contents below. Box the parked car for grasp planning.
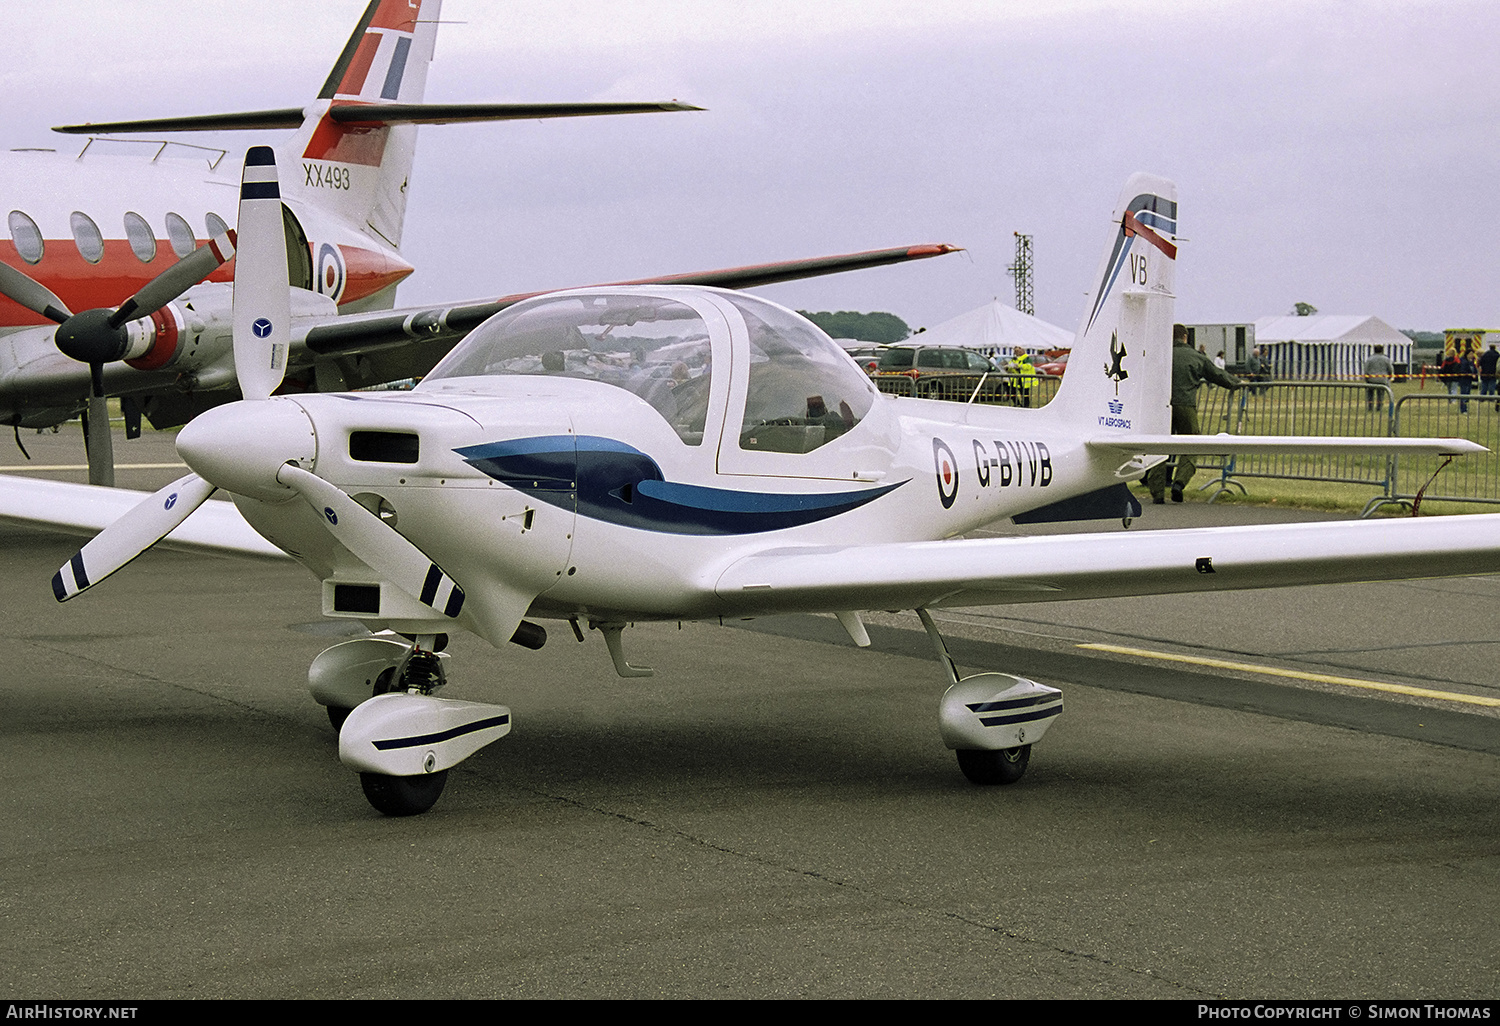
[1038,351,1069,376]
[838,341,889,375]
[875,344,1007,399]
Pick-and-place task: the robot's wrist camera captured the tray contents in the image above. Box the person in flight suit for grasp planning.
[1145,323,1243,504]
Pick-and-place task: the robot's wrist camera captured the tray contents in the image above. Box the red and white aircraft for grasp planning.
[0,0,957,484]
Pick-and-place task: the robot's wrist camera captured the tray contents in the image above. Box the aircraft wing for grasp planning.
[296,244,961,360]
[1087,434,1487,456]
[713,514,1500,617]
[0,474,287,559]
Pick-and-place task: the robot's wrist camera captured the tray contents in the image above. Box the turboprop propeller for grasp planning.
[0,210,236,486]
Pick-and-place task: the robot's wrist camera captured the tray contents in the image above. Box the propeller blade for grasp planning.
[276,462,466,619]
[108,229,236,328]
[0,261,71,323]
[82,392,114,487]
[232,146,290,402]
[51,473,216,600]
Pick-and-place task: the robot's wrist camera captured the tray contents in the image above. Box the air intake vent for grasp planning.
[332,583,381,614]
[349,431,419,463]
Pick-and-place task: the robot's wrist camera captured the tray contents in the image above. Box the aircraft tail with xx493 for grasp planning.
[7,163,1497,817]
[0,0,958,486]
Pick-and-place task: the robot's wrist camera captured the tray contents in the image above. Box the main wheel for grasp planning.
[360,770,448,816]
[956,745,1030,785]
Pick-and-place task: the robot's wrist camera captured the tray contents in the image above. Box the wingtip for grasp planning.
[907,244,965,258]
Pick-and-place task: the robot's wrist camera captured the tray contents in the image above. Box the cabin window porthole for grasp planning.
[123,211,156,263]
[70,211,104,264]
[165,212,196,259]
[8,210,43,264]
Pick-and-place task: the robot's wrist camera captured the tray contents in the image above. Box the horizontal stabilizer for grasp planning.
[1086,434,1487,457]
[52,101,703,136]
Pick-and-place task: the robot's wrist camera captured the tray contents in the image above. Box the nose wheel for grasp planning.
[360,769,449,816]
[956,745,1030,785]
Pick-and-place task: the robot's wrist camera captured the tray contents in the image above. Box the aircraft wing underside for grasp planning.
[712,514,1500,617]
[295,244,960,360]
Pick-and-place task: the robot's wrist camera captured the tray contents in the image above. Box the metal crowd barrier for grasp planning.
[874,372,1062,407]
[1369,393,1500,514]
[881,374,1500,514]
[1201,382,1396,502]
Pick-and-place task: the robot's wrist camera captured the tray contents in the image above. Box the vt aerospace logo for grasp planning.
[933,438,959,508]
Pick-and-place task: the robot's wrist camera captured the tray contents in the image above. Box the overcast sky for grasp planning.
[5,0,1497,334]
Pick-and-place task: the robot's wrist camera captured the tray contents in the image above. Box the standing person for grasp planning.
[1480,344,1499,409]
[1441,350,1461,403]
[1214,350,1226,370]
[1144,323,1243,504]
[1456,350,1477,413]
[1362,345,1395,411]
[1244,347,1263,394]
[1012,350,1036,408]
[1253,346,1273,394]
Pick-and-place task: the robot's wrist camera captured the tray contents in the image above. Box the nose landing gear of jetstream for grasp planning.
[308,633,512,816]
[919,609,1063,785]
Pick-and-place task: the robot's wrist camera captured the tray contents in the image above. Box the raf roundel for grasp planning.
[932,437,959,509]
[252,318,274,338]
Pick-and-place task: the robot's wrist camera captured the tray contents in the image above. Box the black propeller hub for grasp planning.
[55,308,130,365]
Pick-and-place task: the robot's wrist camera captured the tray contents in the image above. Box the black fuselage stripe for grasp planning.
[371,714,511,750]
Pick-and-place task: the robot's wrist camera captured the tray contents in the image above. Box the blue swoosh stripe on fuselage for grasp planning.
[455,435,904,535]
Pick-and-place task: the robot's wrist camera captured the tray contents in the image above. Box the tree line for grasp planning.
[799,310,911,343]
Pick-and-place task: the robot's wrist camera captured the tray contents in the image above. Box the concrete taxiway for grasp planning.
[0,424,1496,998]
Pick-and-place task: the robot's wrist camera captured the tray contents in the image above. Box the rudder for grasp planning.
[1046,173,1177,439]
[277,0,441,249]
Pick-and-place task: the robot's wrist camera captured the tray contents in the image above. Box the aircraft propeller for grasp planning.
[57,147,468,625]
[0,213,237,486]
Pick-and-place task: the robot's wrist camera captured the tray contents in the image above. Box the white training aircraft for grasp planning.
[14,150,1499,817]
[0,0,956,485]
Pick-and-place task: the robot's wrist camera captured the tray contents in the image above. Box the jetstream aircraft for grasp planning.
[0,0,957,486]
[18,151,1499,818]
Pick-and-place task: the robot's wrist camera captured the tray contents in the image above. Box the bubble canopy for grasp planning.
[424,289,877,452]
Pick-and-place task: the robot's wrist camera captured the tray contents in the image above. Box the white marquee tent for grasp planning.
[1252,315,1412,379]
[912,299,1073,359]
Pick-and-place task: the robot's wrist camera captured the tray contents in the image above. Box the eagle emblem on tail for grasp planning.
[1105,331,1128,395]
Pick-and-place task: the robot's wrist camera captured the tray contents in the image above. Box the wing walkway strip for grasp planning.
[1078,643,1500,708]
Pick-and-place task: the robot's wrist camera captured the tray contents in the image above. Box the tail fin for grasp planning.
[277,0,442,249]
[1046,173,1177,437]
